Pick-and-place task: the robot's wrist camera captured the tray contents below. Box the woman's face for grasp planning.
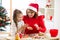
[17,13,23,22]
[26,9,35,18]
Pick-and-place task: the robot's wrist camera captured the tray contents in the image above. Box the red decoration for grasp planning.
[46,0,51,8]
[50,16,52,21]
[50,29,58,37]
[19,33,23,38]
[0,23,3,26]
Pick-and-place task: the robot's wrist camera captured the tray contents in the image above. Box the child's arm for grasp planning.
[17,24,28,33]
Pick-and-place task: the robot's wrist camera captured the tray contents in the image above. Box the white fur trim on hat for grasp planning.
[28,6,37,12]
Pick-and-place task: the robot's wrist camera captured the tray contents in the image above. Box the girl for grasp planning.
[12,9,28,40]
[23,3,46,34]
[13,9,27,33]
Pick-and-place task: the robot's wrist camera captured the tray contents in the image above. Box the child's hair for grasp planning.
[26,9,38,18]
[13,9,22,27]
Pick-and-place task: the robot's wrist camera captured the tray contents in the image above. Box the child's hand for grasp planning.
[24,24,33,30]
[22,24,28,28]
[24,24,29,27]
[17,24,29,33]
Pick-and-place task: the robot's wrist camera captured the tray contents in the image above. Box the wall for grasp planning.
[54,0,60,37]
[12,0,46,15]
[2,0,10,17]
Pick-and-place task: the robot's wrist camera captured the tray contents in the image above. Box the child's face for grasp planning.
[26,9,35,18]
[17,13,23,22]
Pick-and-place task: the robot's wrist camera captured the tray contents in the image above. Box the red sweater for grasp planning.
[23,16,46,34]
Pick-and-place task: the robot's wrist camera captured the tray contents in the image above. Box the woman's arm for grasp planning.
[38,16,46,33]
[11,21,17,36]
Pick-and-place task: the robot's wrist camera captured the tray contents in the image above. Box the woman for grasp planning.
[23,3,46,34]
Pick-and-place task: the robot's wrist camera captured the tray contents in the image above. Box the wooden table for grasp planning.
[0,32,59,40]
[20,34,60,40]
[0,31,15,40]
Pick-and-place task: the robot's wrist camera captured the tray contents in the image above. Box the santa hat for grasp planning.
[28,3,39,12]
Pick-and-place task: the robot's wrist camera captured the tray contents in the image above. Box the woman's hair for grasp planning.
[26,9,38,18]
[13,9,22,27]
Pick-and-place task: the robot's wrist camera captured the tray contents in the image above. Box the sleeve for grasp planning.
[17,21,24,30]
[10,21,17,36]
[22,21,24,25]
[38,16,46,33]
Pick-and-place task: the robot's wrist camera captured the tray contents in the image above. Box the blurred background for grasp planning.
[0,0,60,29]
[0,0,60,38]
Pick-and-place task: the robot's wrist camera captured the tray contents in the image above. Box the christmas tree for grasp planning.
[0,6,10,31]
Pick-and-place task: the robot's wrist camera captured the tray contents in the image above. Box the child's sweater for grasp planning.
[11,20,24,36]
[17,20,24,31]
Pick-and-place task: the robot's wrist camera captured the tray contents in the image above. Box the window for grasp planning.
[2,0,10,17]
[0,0,2,6]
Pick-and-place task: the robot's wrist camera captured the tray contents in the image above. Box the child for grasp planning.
[13,9,25,34]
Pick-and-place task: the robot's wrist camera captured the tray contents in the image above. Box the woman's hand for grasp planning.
[27,27,33,30]
[34,24,40,30]
[22,24,33,30]
[23,24,29,27]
